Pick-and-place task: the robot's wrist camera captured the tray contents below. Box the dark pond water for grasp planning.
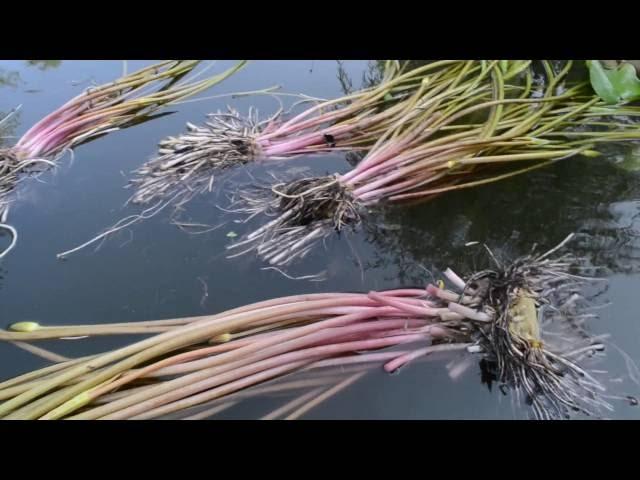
[1,60,640,419]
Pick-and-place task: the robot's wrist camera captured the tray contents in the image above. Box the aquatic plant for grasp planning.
[0,236,625,420]
[0,60,247,259]
[57,60,539,258]
[126,61,477,207]
[588,60,640,104]
[224,60,640,268]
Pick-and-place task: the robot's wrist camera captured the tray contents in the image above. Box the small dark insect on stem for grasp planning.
[323,134,336,148]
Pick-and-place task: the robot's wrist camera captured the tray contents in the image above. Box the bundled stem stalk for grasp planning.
[226,60,640,267]
[0,237,617,420]
[126,61,491,206]
[0,60,247,258]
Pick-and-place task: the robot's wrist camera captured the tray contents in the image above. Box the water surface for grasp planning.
[1,60,639,419]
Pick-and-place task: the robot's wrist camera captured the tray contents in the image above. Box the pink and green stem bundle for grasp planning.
[0,60,246,260]
[0,286,470,419]
[0,60,246,218]
[128,61,481,206]
[227,60,640,267]
[0,237,613,420]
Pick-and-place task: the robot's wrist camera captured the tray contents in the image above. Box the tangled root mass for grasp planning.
[463,238,613,419]
[226,175,362,267]
[128,108,264,206]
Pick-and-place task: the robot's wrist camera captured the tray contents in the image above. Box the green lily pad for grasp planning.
[588,60,640,105]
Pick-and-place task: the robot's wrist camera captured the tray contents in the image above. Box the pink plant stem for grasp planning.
[306,341,465,371]
[349,145,466,196]
[262,109,344,140]
[151,310,429,378]
[144,317,428,378]
[447,302,491,322]
[443,268,466,290]
[306,319,431,347]
[250,314,430,349]
[384,343,471,372]
[80,306,402,409]
[246,305,397,327]
[367,292,445,317]
[355,170,447,204]
[222,289,426,326]
[127,361,312,420]
[308,351,412,369]
[178,292,408,334]
[261,122,357,157]
[17,104,85,150]
[64,292,432,417]
[380,288,431,297]
[259,95,404,155]
[213,293,366,315]
[426,284,475,303]
[348,146,444,189]
[117,332,428,420]
[24,85,129,146]
[261,101,363,141]
[181,295,382,331]
[375,324,449,340]
[131,337,260,379]
[266,146,355,156]
[341,114,440,184]
[351,166,410,197]
[368,296,438,308]
[340,147,396,184]
[342,155,404,188]
[16,98,89,148]
[35,295,394,407]
[29,110,116,157]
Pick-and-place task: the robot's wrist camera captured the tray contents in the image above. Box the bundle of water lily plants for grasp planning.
[219,60,640,267]
[60,60,640,263]
[58,60,481,257]
[0,60,246,259]
[125,60,435,207]
[0,235,628,420]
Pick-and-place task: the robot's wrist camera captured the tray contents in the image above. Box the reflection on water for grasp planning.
[0,60,639,419]
[363,153,640,284]
[25,60,62,71]
[0,68,21,89]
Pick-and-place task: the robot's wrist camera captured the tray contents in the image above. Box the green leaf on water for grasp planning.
[226,231,237,238]
[588,60,640,105]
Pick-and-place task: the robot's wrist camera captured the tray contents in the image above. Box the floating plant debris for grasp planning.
[0,235,625,420]
[0,60,246,259]
[224,61,640,269]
